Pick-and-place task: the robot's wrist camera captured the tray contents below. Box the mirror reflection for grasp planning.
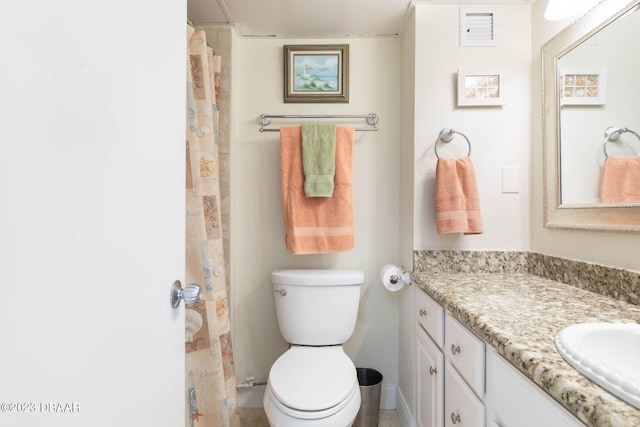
[558,6,640,205]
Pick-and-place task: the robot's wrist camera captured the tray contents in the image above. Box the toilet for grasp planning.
[263,269,364,427]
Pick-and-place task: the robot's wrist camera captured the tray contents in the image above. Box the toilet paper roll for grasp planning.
[380,264,405,292]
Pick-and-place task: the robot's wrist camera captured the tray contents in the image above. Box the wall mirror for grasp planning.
[542,0,640,232]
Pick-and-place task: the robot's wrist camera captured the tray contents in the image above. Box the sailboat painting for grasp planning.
[284,44,349,103]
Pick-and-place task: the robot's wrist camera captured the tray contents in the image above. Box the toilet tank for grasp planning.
[271,269,364,346]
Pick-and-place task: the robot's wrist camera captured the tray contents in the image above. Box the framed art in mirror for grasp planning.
[284,44,349,103]
[560,67,606,106]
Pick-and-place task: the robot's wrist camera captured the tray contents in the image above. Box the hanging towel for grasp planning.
[435,156,483,234]
[301,123,337,197]
[280,126,355,254]
[600,155,640,203]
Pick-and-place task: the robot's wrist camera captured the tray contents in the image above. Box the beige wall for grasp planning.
[530,0,640,271]
[397,3,533,417]
[413,4,532,252]
[230,36,403,386]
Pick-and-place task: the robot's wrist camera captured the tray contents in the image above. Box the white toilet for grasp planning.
[263,269,364,427]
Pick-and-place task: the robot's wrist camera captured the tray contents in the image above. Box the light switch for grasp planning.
[502,166,520,193]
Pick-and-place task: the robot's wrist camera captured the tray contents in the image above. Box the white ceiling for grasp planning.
[187,0,536,38]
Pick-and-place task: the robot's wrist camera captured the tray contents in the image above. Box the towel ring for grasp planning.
[603,126,640,158]
[434,128,472,159]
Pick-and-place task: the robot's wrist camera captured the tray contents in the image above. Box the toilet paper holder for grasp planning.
[380,264,412,292]
[389,266,411,286]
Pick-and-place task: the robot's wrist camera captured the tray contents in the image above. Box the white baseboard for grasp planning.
[395,385,417,427]
[379,384,395,410]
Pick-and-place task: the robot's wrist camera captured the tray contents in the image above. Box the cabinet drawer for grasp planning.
[416,288,444,348]
[445,312,485,397]
[445,361,485,427]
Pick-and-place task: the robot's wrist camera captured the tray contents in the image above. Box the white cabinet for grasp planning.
[445,362,485,427]
[445,312,485,398]
[416,289,484,427]
[415,287,582,427]
[485,347,583,427]
[417,326,443,427]
[416,287,444,347]
[416,288,444,427]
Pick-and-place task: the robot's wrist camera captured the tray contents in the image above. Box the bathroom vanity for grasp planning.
[413,272,640,427]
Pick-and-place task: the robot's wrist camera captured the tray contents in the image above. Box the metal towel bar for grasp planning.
[259,113,378,132]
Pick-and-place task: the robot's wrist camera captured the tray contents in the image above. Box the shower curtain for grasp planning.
[185,26,240,427]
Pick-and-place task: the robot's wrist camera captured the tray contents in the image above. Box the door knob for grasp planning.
[170,280,202,308]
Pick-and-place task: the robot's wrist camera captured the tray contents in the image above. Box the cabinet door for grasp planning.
[445,362,485,427]
[485,348,583,427]
[418,328,444,427]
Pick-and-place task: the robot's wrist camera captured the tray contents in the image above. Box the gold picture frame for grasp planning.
[284,44,349,103]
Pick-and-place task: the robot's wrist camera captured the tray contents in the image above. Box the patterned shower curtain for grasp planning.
[185,26,240,427]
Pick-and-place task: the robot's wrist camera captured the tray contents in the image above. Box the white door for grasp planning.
[0,1,186,426]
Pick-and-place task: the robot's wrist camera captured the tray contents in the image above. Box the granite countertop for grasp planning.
[412,271,640,427]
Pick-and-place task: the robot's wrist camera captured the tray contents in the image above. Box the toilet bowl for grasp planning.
[263,346,361,426]
[264,269,364,427]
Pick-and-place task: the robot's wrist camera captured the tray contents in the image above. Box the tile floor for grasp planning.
[239,407,401,427]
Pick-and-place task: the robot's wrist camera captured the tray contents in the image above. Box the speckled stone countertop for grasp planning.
[413,271,640,427]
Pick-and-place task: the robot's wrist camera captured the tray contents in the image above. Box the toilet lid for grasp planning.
[269,346,358,412]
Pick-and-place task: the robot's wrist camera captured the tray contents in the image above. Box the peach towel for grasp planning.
[435,156,483,234]
[280,126,355,254]
[600,156,640,203]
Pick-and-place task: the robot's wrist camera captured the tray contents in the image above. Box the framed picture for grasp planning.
[457,69,504,107]
[284,44,349,103]
[560,68,606,106]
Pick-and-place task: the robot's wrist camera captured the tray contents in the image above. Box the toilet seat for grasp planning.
[268,346,358,419]
[266,378,359,421]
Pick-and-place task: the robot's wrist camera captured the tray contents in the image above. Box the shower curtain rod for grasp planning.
[259,113,379,132]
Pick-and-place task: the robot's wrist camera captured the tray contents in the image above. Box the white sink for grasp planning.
[555,322,640,409]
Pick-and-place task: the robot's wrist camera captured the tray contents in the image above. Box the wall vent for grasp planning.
[459,7,499,47]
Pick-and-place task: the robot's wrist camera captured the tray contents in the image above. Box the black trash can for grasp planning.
[354,367,383,427]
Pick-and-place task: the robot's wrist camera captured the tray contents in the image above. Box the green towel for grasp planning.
[301,123,336,197]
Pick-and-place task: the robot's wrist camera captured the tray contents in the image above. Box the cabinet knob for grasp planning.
[451,412,461,424]
[451,344,461,355]
[419,308,427,317]
[429,366,437,375]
